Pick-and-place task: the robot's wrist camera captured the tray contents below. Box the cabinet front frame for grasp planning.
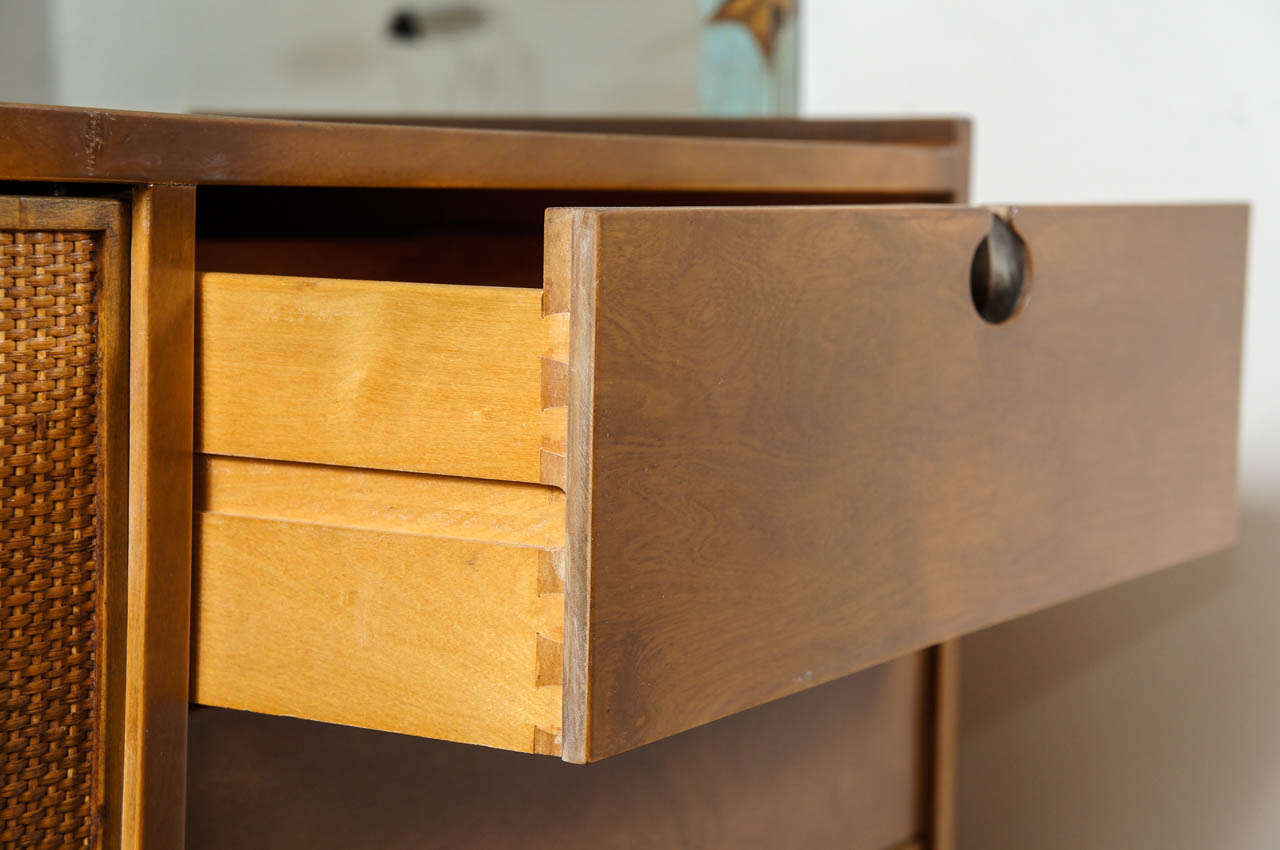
[0,108,977,850]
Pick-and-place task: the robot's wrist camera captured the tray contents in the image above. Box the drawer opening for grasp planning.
[194,186,948,285]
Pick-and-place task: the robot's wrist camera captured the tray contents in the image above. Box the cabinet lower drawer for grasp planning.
[188,654,933,850]
[191,203,1247,763]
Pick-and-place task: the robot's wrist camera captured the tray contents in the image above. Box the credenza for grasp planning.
[0,105,1247,849]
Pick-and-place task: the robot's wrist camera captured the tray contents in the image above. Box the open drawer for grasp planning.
[192,203,1247,763]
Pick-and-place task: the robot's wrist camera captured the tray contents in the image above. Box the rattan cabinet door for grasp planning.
[1,197,128,850]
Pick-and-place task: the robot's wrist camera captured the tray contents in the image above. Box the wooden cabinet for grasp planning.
[0,105,1248,849]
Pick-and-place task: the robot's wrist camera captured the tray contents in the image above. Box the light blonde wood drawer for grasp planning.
[192,456,566,754]
[192,203,1247,764]
[197,273,567,484]
[194,270,568,752]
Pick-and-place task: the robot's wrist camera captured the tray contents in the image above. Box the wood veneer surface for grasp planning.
[187,655,929,850]
[557,203,1247,760]
[0,104,967,196]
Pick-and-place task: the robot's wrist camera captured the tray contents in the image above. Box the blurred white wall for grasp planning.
[5,0,699,114]
[804,3,1280,848]
[0,1,53,103]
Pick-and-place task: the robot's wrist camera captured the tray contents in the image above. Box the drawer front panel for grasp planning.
[555,204,1248,761]
[1,200,127,850]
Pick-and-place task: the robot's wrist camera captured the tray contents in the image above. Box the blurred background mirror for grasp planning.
[0,0,798,116]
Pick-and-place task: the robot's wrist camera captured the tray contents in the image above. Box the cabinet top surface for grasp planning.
[0,103,969,195]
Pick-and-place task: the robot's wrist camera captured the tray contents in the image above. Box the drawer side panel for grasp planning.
[191,471,565,754]
[197,273,558,484]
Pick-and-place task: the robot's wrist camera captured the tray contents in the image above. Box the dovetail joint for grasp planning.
[532,725,562,756]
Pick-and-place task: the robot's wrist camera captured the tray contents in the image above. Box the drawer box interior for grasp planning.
[194,273,569,752]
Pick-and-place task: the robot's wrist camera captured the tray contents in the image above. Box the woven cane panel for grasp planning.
[1,230,101,849]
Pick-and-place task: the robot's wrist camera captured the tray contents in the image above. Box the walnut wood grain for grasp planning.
[186,654,929,850]
[227,114,967,146]
[121,185,196,850]
[0,104,967,196]
[929,642,960,850]
[555,203,1247,761]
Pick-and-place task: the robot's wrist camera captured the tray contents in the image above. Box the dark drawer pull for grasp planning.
[971,212,1030,324]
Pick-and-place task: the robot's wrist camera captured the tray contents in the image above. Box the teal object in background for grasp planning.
[699,0,800,116]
